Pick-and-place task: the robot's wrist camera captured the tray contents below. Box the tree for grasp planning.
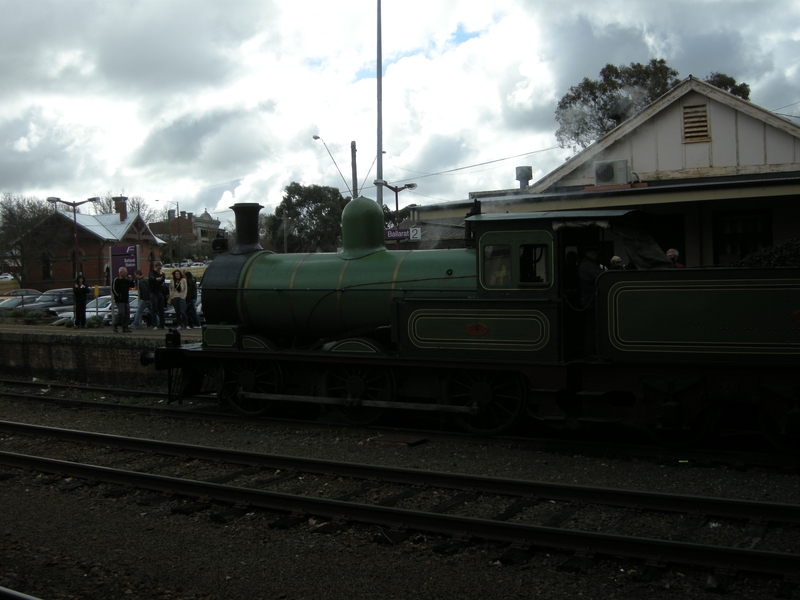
[382,204,411,229]
[265,183,349,253]
[92,192,159,224]
[0,193,68,285]
[704,72,750,101]
[555,59,750,151]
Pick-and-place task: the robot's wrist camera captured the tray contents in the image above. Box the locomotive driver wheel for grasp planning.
[218,360,282,416]
[324,365,394,426]
[444,370,525,435]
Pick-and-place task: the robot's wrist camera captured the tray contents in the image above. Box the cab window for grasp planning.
[520,244,549,284]
[480,230,553,290]
[484,245,511,287]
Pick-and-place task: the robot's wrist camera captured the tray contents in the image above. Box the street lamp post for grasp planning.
[313,135,354,198]
[47,196,100,279]
[157,200,180,265]
[373,180,417,228]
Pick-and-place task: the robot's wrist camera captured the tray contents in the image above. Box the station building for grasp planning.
[409,77,800,265]
[24,198,163,292]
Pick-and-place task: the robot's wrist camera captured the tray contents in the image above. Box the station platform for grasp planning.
[0,322,199,386]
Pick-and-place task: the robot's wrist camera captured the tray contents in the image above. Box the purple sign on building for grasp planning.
[110,245,138,280]
[384,228,410,240]
[383,227,421,241]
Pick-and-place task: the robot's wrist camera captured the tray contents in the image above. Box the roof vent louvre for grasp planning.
[683,104,709,141]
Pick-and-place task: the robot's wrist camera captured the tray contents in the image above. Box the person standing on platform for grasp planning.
[148,261,167,330]
[171,269,188,330]
[130,270,151,330]
[184,271,200,329]
[112,267,135,333]
[73,275,89,328]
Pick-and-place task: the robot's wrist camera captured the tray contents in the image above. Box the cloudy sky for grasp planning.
[2,0,798,225]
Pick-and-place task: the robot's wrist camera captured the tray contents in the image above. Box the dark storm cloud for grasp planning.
[412,134,472,175]
[500,93,560,134]
[0,107,101,191]
[0,0,278,97]
[493,17,656,142]
[132,103,276,189]
[0,2,99,94]
[671,30,768,83]
[669,28,800,114]
[132,110,241,165]
[173,181,240,212]
[541,18,654,98]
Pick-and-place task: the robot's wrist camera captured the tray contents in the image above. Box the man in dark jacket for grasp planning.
[112,267,135,333]
[148,261,167,330]
[130,269,151,330]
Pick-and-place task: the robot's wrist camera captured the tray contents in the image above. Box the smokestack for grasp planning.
[231,203,264,254]
[515,167,532,189]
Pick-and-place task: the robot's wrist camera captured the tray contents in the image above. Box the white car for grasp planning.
[0,273,14,281]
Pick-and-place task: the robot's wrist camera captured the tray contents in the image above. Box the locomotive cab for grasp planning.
[464,209,667,362]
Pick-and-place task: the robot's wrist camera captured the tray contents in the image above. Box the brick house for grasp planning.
[26,198,164,291]
[149,208,222,264]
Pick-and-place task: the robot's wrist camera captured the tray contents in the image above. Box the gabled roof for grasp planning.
[59,211,165,244]
[530,76,800,193]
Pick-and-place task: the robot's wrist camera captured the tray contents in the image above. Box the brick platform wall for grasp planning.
[0,328,168,387]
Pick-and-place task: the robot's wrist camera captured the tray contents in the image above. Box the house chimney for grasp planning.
[113,196,128,221]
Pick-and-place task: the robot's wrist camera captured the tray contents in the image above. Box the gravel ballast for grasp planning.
[1,399,798,600]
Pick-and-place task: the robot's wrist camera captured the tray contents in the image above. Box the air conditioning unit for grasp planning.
[593,160,630,185]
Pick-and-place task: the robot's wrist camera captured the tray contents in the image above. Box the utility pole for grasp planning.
[376,0,383,206]
[351,141,358,199]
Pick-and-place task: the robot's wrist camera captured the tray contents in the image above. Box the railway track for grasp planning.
[1,420,799,584]
[1,377,797,471]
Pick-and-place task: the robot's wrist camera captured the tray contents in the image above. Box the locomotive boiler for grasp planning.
[202,199,476,342]
[146,197,800,450]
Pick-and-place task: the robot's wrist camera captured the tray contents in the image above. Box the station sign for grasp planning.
[384,227,421,241]
[110,245,138,279]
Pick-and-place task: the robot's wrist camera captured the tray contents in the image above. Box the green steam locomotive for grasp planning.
[146,197,800,449]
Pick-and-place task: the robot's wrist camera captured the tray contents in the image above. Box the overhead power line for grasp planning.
[174,144,563,217]
[387,146,560,186]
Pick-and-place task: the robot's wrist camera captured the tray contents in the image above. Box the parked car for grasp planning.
[161,298,205,327]
[51,295,114,320]
[0,295,42,310]
[3,288,41,297]
[101,296,142,326]
[0,296,31,310]
[19,288,75,312]
[22,286,111,313]
[0,273,14,281]
[130,287,204,328]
